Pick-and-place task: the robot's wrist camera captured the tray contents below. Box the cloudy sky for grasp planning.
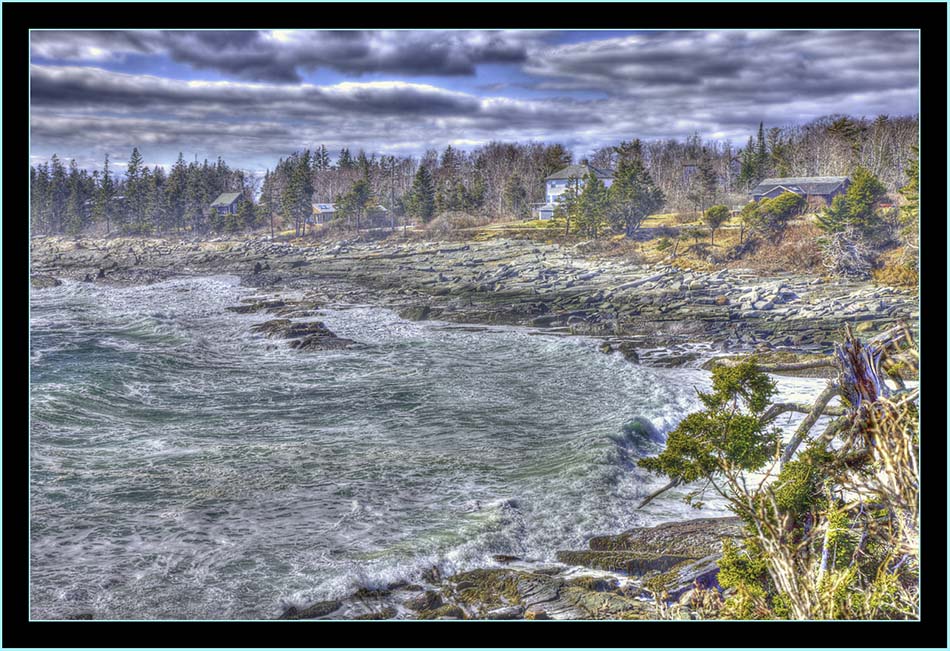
[30,29,919,173]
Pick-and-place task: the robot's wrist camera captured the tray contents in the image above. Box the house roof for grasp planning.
[751,176,849,196]
[545,164,614,181]
[210,192,242,206]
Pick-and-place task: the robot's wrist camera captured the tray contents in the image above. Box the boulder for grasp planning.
[30,274,62,289]
[278,599,342,620]
[587,517,742,557]
[554,550,691,575]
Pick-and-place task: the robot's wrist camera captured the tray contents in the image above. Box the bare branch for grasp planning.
[762,401,846,422]
[781,382,841,465]
[636,478,682,509]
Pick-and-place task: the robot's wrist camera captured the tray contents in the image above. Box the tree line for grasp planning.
[29,113,917,238]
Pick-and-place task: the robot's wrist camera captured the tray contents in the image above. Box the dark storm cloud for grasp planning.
[31,30,542,82]
[28,64,595,167]
[29,64,588,127]
[525,30,918,98]
[29,30,918,169]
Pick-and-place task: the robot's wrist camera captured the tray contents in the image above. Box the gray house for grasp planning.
[750,176,850,207]
[210,192,242,215]
[311,202,336,224]
[535,164,614,220]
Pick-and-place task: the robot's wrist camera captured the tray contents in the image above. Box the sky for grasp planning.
[29,29,920,174]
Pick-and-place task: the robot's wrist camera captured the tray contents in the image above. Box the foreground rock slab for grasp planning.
[282,516,742,620]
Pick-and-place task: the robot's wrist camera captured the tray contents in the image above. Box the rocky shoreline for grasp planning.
[277,517,744,621]
[30,235,918,364]
[30,234,918,620]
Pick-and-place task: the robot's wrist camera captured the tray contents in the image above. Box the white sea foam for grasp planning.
[30,274,830,619]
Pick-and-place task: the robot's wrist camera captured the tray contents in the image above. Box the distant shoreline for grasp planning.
[30,234,918,365]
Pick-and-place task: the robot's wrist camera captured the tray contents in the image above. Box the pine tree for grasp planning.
[31,163,50,234]
[315,145,331,171]
[122,147,146,233]
[817,167,886,236]
[64,159,86,235]
[541,143,572,177]
[553,175,582,235]
[575,172,609,238]
[338,176,374,231]
[337,148,354,170]
[738,136,757,189]
[406,166,435,224]
[49,154,67,234]
[897,146,918,251]
[754,122,768,180]
[607,157,665,236]
[503,176,528,219]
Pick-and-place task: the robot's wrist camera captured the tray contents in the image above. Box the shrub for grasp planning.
[422,211,492,239]
[872,260,919,288]
[749,192,804,241]
[704,204,731,245]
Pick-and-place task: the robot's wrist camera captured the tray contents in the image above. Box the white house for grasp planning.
[535,164,614,220]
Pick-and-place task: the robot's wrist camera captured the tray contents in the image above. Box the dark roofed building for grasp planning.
[750,176,850,207]
[210,192,242,216]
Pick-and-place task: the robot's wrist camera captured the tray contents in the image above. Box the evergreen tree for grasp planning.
[337,148,354,170]
[754,122,768,179]
[540,143,572,177]
[613,138,644,165]
[406,166,436,224]
[503,176,529,219]
[553,175,582,235]
[575,172,609,238]
[337,176,374,230]
[608,157,665,236]
[64,159,86,235]
[31,163,52,234]
[49,154,67,234]
[816,167,886,236]
[897,146,918,251]
[122,147,146,232]
[738,136,757,189]
[167,153,187,234]
[314,144,331,171]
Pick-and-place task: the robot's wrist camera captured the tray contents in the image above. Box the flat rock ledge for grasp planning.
[279,516,743,621]
[249,318,356,351]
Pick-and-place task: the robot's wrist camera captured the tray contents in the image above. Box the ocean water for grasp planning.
[29,275,829,620]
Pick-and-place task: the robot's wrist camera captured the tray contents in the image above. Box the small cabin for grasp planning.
[535,164,614,220]
[210,192,242,216]
[311,203,336,224]
[750,176,850,208]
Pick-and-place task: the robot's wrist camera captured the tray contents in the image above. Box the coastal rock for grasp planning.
[554,550,691,575]
[225,299,286,314]
[250,319,356,350]
[30,274,62,289]
[645,553,725,602]
[587,517,742,557]
[278,599,342,620]
[404,590,443,612]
